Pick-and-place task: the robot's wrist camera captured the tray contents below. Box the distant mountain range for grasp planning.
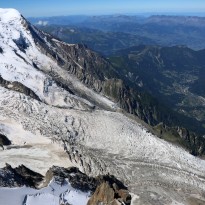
[35,25,155,55]
[29,14,205,54]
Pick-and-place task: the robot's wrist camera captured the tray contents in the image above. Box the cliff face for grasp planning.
[87,175,131,205]
[0,164,43,188]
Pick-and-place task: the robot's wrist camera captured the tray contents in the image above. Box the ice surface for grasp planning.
[0,179,90,205]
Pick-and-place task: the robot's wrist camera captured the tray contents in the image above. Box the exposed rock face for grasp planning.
[153,123,205,156]
[0,134,11,146]
[53,43,167,126]
[87,175,131,205]
[0,75,41,101]
[0,164,43,188]
[177,127,205,156]
[0,164,131,205]
[44,166,97,192]
[45,165,131,205]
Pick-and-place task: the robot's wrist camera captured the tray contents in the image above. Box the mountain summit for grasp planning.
[0,8,205,205]
[0,8,21,21]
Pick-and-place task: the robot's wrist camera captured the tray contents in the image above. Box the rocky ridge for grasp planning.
[0,164,43,188]
[0,164,131,205]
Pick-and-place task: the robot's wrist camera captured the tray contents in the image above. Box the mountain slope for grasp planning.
[26,16,179,131]
[36,25,155,55]
[110,45,205,132]
[0,8,205,205]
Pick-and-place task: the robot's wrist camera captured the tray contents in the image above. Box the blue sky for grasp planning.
[0,0,205,17]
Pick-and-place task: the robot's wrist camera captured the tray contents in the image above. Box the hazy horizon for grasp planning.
[0,0,205,17]
[27,12,205,18]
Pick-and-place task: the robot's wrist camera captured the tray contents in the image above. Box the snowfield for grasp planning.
[0,178,90,205]
[0,8,205,205]
[0,8,115,111]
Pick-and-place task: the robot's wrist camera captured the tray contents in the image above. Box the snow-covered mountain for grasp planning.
[0,8,205,205]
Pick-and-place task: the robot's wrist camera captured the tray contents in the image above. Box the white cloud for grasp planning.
[36,20,48,26]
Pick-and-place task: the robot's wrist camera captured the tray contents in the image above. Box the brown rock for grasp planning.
[87,177,131,205]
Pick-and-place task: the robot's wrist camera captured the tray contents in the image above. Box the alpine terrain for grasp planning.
[0,8,205,205]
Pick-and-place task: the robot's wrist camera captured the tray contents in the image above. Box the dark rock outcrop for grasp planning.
[45,166,131,205]
[0,164,43,188]
[88,175,131,205]
[44,166,97,192]
[0,134,11,146]
[0,75,41,101]
[13,32,29,53]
